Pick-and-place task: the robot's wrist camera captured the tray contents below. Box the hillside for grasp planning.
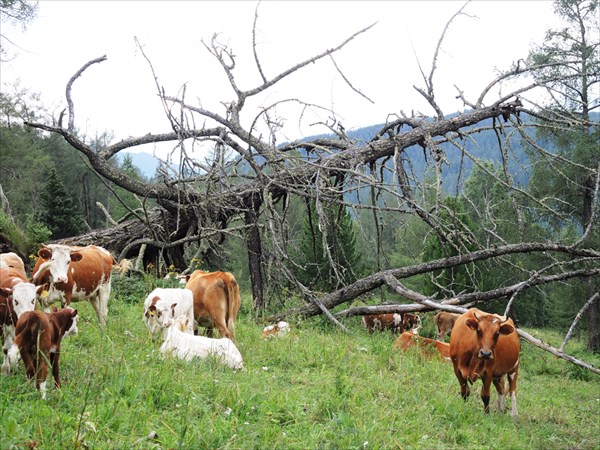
[125,115,538,192]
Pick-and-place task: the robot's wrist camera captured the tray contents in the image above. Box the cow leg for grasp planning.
[89,296,107,327]
[480,373,493,413]
[1,327,15,375]
[453,366,470,401]
[20,350,35,380]
[214,319,231,339]
[508,370,519,417]
[493,375,508,412]
[50,350,61,389]
[36,359,49,399]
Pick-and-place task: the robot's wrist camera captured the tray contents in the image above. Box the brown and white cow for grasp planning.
[31,244,117,327]
[394,330,451,360]
[449,308,520,417]
[362,313,421,334]
[0,267,42,375]
[8,306,79,399]
[434,311,461,341]
[0,252,27,277]
[185,270,241,340]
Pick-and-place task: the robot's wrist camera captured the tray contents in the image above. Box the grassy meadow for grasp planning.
[1,276,599,449]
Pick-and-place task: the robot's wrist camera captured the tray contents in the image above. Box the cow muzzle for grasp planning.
[478,349,493,360]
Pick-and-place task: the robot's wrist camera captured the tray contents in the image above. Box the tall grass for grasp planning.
[1,277,599,449]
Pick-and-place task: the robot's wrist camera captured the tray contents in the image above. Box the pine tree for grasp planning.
[39,166,85,239]
[297,200,360,291]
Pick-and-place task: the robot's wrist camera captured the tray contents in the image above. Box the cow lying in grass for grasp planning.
[262,321,290,339]
[160,315,244,370]
[8,307,79,399]
[143,288,195,341]
[394,330,451,360]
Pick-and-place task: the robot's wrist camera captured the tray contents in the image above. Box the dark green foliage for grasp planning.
[297,200,361,291]
[422,197,478,297]
[39,166,85,239]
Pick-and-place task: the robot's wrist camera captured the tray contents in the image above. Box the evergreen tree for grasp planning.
[297,200,360,291]
[39,167,85,239]
[528,0,600,350]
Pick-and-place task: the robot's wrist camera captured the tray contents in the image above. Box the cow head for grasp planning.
[62,307,80,338]
[11,282,42,317]
[33,245,83,284]
[144,301,181,340]
[466,312,514,360]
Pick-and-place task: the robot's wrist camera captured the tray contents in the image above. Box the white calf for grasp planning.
[261,321,291,339]
[160,316,244,370]
[143,288,195,340]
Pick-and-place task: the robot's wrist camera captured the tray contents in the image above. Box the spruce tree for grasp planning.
[297,200,360,291]
[39,166,85,239]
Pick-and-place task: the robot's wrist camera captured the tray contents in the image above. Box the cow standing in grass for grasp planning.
[143,287,195,341]
[31,244,119,327]
[449,308,520,417]
[185,270,241,339]
[8,307,79,399]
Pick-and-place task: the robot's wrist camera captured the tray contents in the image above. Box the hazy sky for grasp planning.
[2,1,562,153]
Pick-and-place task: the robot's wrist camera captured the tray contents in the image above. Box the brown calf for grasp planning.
[10,307,79,399]
[362,313,421,334]
[394,331,451,360]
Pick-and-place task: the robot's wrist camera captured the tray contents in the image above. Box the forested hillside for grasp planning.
[1,0,598,372]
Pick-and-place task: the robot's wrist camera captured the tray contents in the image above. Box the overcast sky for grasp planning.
[2,1,563,154]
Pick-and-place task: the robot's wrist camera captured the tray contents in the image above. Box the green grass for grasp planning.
[1,281,599,449]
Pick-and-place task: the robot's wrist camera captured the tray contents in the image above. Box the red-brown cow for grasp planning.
[449,308,520,417]
[8,307,79,399]
[434,311,461,341]
[185,270,241,340]
[394,330,451,360]
[31,244,118,327]
[0,267,42,375]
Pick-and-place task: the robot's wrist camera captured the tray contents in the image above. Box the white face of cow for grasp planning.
[63,308,79,338]
[11,282,39,317]
[36,245,82,284]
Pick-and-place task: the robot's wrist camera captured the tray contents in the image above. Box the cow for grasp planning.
[0,252,26,277]
[143,287,195,341]
[362,313,402,334]
[262,321,291,339]
[394,330,451,360]
[31,244,118,327]
[402,313,421,332]
[449,308,520,417]
[185,270,241,340]
[434,311,461,341]
[0,267,42,375]
[7,306,79,399]
[160,315,244,370]
[362,313,421,334]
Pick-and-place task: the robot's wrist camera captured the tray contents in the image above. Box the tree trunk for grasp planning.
[245,195,264,310]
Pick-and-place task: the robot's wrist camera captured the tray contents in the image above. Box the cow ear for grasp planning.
[185,275,191,282]
[0,287,12,298]
[38,247,52,260]
[465,319,478,331]
[499,323,514,335]
[72,309,78,316]
[70,252,83,262]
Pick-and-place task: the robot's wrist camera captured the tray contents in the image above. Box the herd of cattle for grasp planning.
[0,244,520,417]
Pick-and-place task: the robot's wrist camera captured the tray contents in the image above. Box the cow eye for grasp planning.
[476,329,482,337]
[494,332,500,339]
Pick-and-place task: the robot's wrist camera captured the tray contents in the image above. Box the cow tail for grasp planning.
[225,275,238,339]
[112,258,132,275]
